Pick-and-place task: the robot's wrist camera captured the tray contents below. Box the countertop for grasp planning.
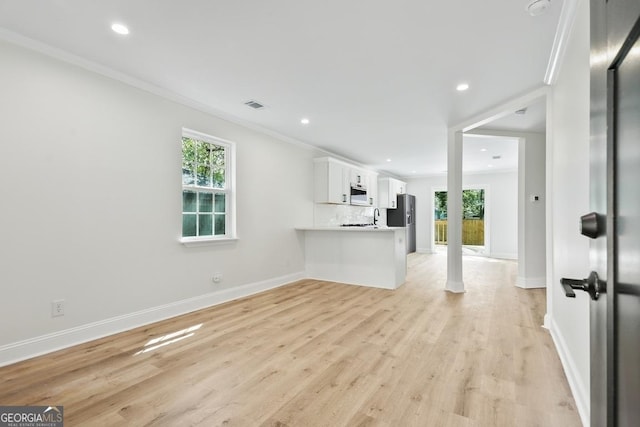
[296,226,405,232]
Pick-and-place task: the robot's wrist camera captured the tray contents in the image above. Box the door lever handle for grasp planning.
[560,278,583,297]
[561,271,606,301]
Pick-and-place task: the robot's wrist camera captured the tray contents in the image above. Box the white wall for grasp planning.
[518,132,547,287]
[313,204,381,227]
[467,130,547,285]
[0,40,318,363]
[466,171,519,259]
[547,0,591,423]
[406,170,518,258]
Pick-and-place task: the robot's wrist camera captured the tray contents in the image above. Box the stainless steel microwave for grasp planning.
[350,185,370,206]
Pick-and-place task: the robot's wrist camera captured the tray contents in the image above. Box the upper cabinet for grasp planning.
[314,158,349,204]
[314,157,378,206]
[378,177,406,209]
[350,169,365,187]
[366,172,378,207]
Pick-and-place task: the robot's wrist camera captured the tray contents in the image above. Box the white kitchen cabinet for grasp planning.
[378,177,406,208]
[315,157,378,206]
[366,171,379,207]
[314,158,350,204]
[353,169,378,206]
[350,169,366,187]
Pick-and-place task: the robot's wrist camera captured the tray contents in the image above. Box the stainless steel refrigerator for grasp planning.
[387,194,416,253]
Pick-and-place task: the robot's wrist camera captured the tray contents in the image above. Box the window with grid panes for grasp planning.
[181,129,235,242]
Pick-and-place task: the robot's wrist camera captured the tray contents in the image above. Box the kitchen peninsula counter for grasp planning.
[296,226,407,289]
[296,226,405,232]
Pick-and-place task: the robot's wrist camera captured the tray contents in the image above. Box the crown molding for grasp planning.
[0,27,326,154]
[544,0,580,85]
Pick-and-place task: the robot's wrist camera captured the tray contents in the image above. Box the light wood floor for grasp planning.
[0,253,581,426]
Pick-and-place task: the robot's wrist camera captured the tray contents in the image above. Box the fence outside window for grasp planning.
[434,219,484,245]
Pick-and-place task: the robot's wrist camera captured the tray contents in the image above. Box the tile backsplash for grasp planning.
[314,204,386,227]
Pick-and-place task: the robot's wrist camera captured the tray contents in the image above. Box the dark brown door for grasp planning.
[589,1,640,425]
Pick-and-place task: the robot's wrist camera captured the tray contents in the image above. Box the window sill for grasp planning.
[180,237,238,247]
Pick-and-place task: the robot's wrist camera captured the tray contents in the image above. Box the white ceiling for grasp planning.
[0,0,561,177]
[478,98,547,134]
[463,134,519,173]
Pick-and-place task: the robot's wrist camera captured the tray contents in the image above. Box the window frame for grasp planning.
[180,128,237,245]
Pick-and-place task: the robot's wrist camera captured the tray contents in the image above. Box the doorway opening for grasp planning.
[434,188,486,254]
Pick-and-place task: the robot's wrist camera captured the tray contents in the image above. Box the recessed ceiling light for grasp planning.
[480,148,487,152]
[386,158,392,162]
[456,83,469,92]
[411,170,417,174]
[488,164,494,168]
[300,118,310,125]
[111,23,130,35]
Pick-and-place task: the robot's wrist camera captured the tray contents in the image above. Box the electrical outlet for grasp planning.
[212,273,223,283]
[52,299,65,317]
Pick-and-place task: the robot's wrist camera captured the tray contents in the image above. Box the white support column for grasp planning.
[446,129,465,292]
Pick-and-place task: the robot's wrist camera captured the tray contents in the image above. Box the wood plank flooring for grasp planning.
[0,253,582,426]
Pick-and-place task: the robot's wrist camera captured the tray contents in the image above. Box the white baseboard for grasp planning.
[445,280,466,293]
[416,247,434,254]
[548,316,589,427]
[0,271,305,367]
[542,313,551,329]
[306,275,397,290]
[490,252,518,260]
[516,276,546,289]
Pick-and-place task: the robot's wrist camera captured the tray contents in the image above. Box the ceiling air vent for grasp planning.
[515,107,528,115]
[492,155,502,160]
[244,100,265,109]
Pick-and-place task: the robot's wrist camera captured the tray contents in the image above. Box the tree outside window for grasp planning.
[434,189,484,219]
[181,130,234,241]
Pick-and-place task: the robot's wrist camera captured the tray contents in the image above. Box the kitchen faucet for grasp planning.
[373,208,380,225]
